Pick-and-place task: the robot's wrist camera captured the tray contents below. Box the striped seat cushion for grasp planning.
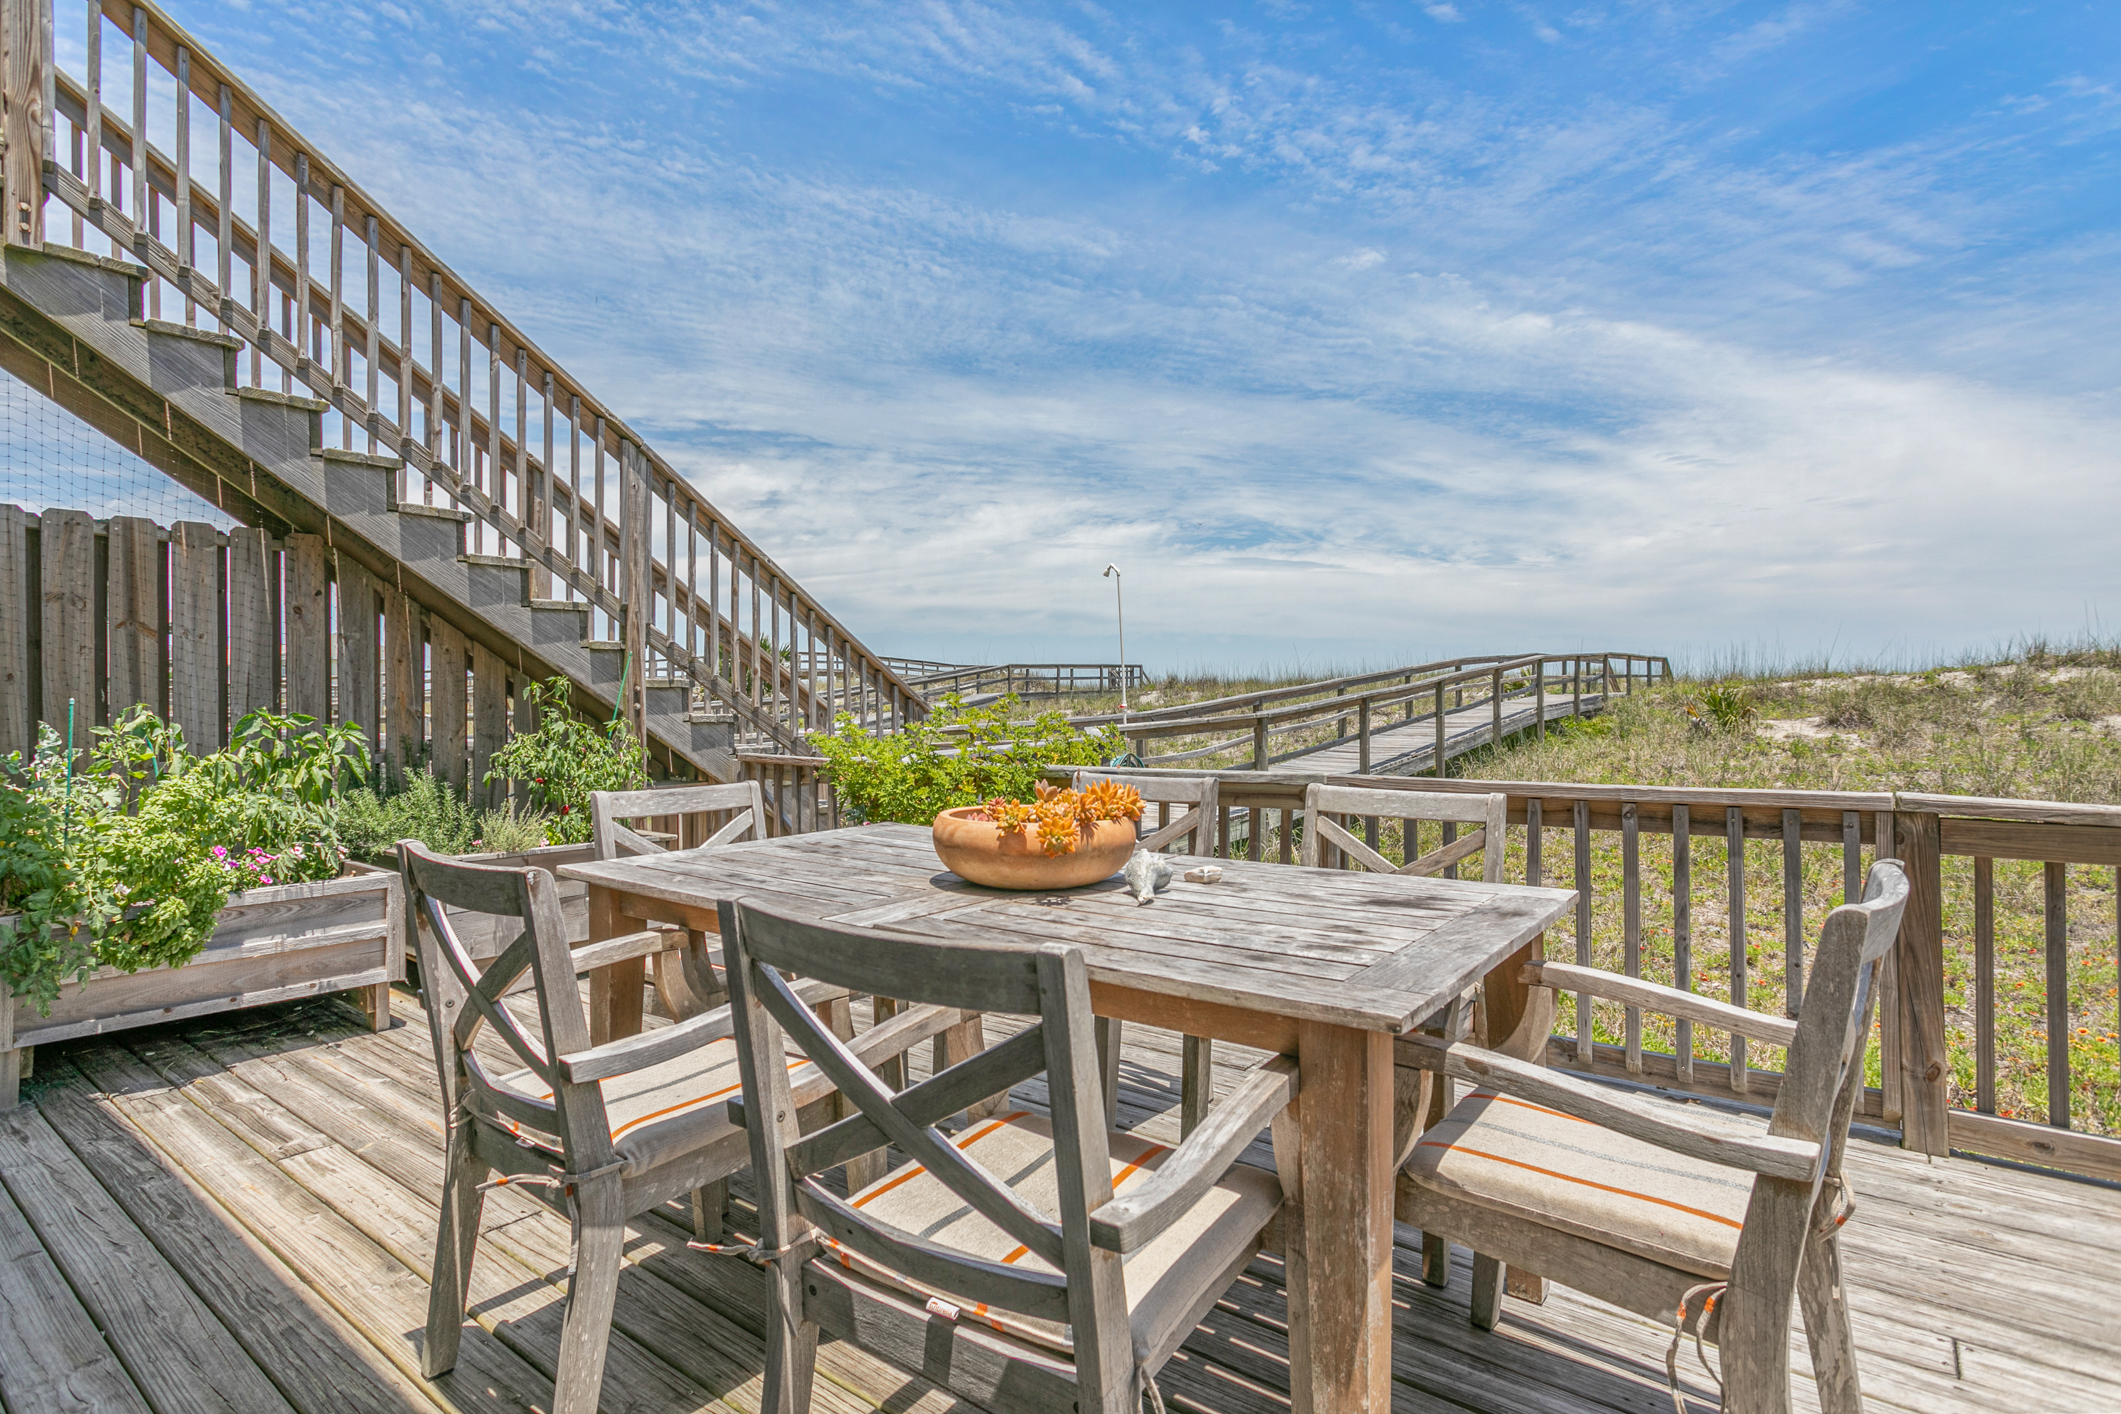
[822,1111,1282,1357]
[496,1037,816,1178]
[1402,1088,1755,1277]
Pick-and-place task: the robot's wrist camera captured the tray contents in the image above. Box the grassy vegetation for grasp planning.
[1037,644,2121,1139]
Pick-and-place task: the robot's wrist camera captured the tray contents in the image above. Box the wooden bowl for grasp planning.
[931,807,1138,890]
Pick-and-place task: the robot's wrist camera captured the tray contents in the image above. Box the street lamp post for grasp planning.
[1102,563,1128,719]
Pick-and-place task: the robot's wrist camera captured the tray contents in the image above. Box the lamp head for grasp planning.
[1102,563,1119,578]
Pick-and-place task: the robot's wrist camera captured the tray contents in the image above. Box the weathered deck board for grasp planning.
[0,984,2114,1414]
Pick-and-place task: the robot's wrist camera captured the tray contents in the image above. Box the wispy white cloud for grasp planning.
[134,0,2121,666]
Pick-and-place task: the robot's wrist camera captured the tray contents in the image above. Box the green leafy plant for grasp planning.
[0,726,113,1009]
[813,694,1124,825]
[1685,681,1757,733]
[471,801,556,854]
[338,768,482,860]
[484,677,647,844]
[2,708,358,1009]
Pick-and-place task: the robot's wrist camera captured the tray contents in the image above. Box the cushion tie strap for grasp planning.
[1664,1280,1727,1414]
[687,1239,804,1268]
[1813,1175,1856,1239]
[1137,1356,1167,1414]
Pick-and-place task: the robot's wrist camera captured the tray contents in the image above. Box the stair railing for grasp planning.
[7,0,924,757]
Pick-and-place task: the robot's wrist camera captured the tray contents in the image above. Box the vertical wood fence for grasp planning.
[0,503,551,803]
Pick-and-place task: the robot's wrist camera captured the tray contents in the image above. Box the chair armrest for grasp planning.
[568,930,670,976]
[1089,1056,1297,1254]
[1393,1034,1819,1182]
[1522,960,1797,1050]
[557,975,850,1083]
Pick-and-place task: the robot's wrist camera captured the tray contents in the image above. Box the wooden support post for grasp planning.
[1893,811,1949,1154]
[1535,661,1545,741]
[1433,680,1445,776]
[1490,666,1503,749]
[1974,856,1994,1114]
[284,534,329,722]
[169,521,221,749]
[1357,697,1371,773]
[1783,807,1804,1016]
[1727,805,1747,1093]
[1673,803,1693,1084]
[1,0,50,248]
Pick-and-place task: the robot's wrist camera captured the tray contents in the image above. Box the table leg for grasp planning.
[588,883,647,1047]
[1290,1020,1394,1414]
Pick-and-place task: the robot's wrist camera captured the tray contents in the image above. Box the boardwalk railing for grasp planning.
[903,662,1146,699]
[750,759,2121,1183]
[6,0,926,754]
[1070,653,1671,771]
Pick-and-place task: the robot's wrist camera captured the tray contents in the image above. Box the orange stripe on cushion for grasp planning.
[1418,1141,1744,1229]
[850,1112,1032,1208]
[609,1058,803,1141]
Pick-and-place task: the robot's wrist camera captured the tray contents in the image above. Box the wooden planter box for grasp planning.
[351,841,595,965]
[1,870,403,1109]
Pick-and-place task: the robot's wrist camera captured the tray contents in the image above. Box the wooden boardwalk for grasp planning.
[1269,694,1602,777]
[2,985,2115,1414]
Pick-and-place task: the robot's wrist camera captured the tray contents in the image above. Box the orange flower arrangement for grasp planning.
[975,780,1145,857]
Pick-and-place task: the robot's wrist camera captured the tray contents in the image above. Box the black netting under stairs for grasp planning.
[0,366,234,528]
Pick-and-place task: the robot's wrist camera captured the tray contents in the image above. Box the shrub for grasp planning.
[814,695,1125,825]
[339,768,482,861]
[471,801,556,854]
[484,677,647,844]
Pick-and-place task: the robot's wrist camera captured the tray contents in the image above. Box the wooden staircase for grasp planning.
[0,0,924,780]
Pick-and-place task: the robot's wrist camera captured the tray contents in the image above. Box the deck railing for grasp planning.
[4,0,925,756]
[1070,653,1671,771]
[748,760,2121,1183]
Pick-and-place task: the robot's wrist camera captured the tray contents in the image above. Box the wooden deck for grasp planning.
[2,985,2115,1414]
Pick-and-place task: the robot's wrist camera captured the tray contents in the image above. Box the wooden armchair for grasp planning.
[400,843,963,1414]
[1394,859,1911,1414]
[1069,769,1223,1136]
[722,897,1298,1414]
[589,781,768,1021]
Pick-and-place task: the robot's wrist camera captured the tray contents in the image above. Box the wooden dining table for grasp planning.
[559,823,1576,1414]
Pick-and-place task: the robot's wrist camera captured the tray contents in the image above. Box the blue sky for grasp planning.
[154,2,2121,671]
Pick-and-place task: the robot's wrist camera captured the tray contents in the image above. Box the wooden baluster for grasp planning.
[1974,855,1994,1114]
[541,370,557,596]
[330,185,346,443]
[85,1,99,215]
[175,46,192,322]
[69,100,82,247]
[568,395,584,588]
[514,346,530,562]
[1673,802,1692,1084]
[216,86,233,324]
[1572,656,1581,716]
[427,273,445,474]
[1490,666,1503,747]
[251,120,268,383]
[748,551,762,715]
[706,517,722,683]
[1877,809,1902,1121]
[2045,861,2069,1129]
[293,153,311,370]
[1622,801,1641,1073]
[1357,696,1371,773]
[1535,658,1546,740]
[1727,805,1747,1094]
[1783,807,1804,1016]
[129,5,144,248]
[365,213,380,451]
[397,244,412,463]
[459,301,476,533]
[1573,799,1591,1065]
[486,323,501,534]
[591,416,607,615]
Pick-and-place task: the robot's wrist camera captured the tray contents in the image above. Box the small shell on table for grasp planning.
[1122,850,1179,905]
